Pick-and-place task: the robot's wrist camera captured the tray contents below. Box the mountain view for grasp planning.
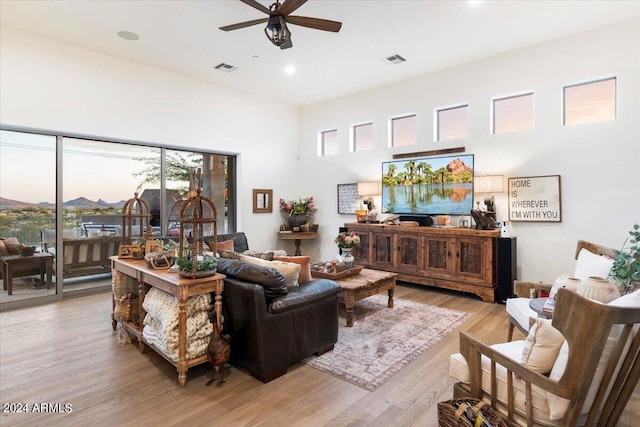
[0,196,125,210]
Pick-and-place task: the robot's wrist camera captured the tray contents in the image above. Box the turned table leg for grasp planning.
[388,287,394,308]
[177,300,188,387]
[343,290,355,327]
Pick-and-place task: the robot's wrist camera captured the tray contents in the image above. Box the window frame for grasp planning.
[562,75,617,126]
[350,121,374,152]
[491,91,535,135]
[388,113,417,148]
[434,103,469,142]
[318,128,338,156]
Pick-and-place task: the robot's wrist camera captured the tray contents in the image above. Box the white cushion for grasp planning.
[573,248,613,280]
[450,340,555,424]
[506,297,537,333]
[521,319,565,374]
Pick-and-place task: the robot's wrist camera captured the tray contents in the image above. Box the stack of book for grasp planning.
[542,298,556,315]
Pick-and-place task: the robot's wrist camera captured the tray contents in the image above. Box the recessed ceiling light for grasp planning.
[284,65,296,75]
[117,31,139,41]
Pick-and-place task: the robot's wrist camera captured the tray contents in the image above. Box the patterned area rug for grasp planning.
[302,294,472,391]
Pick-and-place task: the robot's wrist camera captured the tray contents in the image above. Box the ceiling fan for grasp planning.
[219,0,342,49]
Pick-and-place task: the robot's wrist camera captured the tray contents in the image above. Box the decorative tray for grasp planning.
[310,265,363,279]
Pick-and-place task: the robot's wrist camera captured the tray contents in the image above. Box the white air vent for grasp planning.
[383,54,407,65]
[214,63,238,73]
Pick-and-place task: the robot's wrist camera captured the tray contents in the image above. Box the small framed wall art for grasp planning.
[253,189,273,213]
[337,183,360,215]
[508,175,561,222]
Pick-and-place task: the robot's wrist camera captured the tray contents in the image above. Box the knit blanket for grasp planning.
[142,288,213,362]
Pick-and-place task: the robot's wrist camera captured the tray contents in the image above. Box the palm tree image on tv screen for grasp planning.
[381,154,474,215]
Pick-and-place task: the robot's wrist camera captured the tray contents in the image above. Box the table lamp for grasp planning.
[474,175,504,216]
[357,181,382,223]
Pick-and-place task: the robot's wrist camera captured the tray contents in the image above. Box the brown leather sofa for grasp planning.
[217,256,341,382]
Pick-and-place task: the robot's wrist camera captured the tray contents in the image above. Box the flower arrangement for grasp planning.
[335,231,361,249]
[609,223,640,294]
[279,196,317,217]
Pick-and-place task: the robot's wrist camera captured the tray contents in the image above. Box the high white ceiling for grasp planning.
[1,0,639,107]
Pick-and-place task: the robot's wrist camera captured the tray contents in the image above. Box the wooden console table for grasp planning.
[344,223,500,302]
[110,256,225,386]
[277,231,318,256]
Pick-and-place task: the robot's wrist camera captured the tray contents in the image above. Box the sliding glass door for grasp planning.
[1,126,236,309]
[0,130,57,303]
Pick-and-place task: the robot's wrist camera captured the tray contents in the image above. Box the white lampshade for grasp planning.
[474,175,504,193]
[358,181,382,197]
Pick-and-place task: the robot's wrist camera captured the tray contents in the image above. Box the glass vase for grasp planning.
[342,247,354,269]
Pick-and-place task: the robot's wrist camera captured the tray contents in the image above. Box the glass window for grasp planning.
[492,93,534,134]
[320,129,338,156]
[0,130,57,302]
[390,115,416,147]
[436,105,468,141]
[564,77,616,126]
[352,122,373,152]
[1,126,236,307]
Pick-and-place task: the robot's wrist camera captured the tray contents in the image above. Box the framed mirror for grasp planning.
[253,189,273,213]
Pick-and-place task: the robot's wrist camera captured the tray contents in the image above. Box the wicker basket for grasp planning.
[437,398,507,427]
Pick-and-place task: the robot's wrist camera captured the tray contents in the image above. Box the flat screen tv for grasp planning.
[381,154,474,216]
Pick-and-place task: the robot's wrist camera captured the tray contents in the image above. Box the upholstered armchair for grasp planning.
[450,288,640,426]
[506,240,617,341]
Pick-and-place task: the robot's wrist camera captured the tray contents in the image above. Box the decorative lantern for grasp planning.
[121,193,152,246]
[178,188,218,278]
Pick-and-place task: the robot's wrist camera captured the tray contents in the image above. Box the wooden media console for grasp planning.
[344,223,500,302]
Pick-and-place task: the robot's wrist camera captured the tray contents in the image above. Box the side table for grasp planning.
[0,253,53,295]
[277,231,318,256]
[529,297,552,319]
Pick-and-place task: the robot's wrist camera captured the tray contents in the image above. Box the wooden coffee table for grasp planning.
[333,268,398,327]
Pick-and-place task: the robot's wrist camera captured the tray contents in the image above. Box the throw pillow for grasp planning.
[242,249,275,261]
[521,319,565,375]
[218,249,241,260]
[273,256,312,284]
[2,237,20,255]
[573,248,614,280]
[216,239,234,252]
[238,254,301,286]
[0,239,8,257]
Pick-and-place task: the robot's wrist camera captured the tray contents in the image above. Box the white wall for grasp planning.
[2,21,639,286]
[0,27,298,251]
[299,19,640,283]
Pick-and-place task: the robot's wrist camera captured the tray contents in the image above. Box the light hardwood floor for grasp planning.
[0,284,637,426]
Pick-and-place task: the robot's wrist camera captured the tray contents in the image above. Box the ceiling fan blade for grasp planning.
[219,17,269,31]
[278,0,308,16]
[286,16,342,32]
[280,39,293,50]
[239,0,271,15]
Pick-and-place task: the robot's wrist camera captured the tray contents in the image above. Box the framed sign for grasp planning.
[508,175,561,222]
[337,183,360,215]
[253,189,273,213]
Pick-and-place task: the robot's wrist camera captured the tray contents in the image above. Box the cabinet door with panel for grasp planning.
[371,232,395,270]
[351,230,371,265]
[395,233,422,274]
[423,235,454,278]
[454,236,493,285]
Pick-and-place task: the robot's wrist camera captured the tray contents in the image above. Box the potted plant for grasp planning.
[279,196,317,231]
[177,255,218,278]
[609,223,640,294]
[335,231,361,269]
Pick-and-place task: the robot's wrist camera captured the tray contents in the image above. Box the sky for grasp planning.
[0,130,163,204]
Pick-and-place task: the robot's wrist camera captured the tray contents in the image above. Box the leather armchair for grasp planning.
[218,258,341,382]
